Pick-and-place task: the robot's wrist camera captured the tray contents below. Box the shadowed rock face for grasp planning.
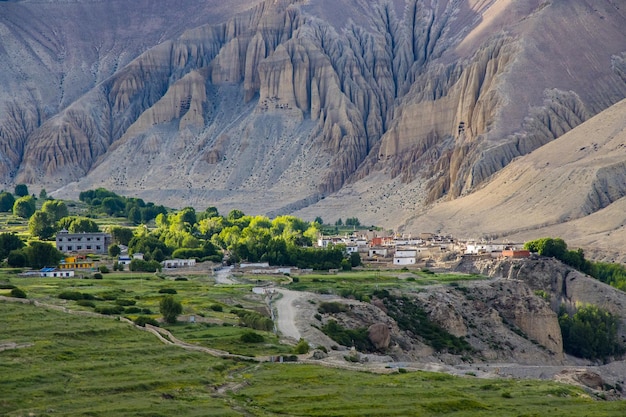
[1,0,625,223]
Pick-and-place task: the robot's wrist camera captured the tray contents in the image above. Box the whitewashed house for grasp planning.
[368,247,389,258]
[394,248,417,265]
[162,259,196,268]
[40,267,74,278]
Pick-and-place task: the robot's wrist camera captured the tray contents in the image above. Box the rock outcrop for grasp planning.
[457,257,626,342]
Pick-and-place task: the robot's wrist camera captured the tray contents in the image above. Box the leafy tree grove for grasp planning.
[559,304,623,362]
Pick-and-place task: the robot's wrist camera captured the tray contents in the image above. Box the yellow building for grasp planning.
[58,256,95,270]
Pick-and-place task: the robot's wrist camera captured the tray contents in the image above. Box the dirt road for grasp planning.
[273,289,304,341]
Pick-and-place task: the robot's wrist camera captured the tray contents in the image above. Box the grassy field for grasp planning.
[285,269,486,301]
[0,268,288,357]
[2,301,625,416]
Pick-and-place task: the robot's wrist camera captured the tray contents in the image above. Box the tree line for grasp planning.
[524,237,626,291]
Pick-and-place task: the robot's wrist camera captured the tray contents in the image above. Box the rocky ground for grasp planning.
[265,258,626,399]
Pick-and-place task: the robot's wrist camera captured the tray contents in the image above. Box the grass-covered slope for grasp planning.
[2,301,625,416]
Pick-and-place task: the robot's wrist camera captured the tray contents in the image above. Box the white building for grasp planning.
[39,267,74,278]
[162,259,196,268]
[118,255,132,266]
[394,248,417,265]
[368,247,389,258]
[465,243,508,254]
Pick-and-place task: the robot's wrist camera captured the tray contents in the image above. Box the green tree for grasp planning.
[159,295,183,324]
[109,226,134,246]
[314,216,324,225]
[0,192,15,212]
[58,216,100,233]
[204,206,219,218]
[41,200,69,222]
[127,206,142,225]
[559,304,623,361]
[108,244,121,257]
[14,184,29,197]
[227,209,245,221]
[24,241,64,269]
[28,211,56,240]
[39,189,48,200]
[524,237,567,259]
[350,252,362,267]
[13,196,36,218]
[335,218,343,226]
[7,250,28,267]
[0,233,24,260]
[345,217,361,227]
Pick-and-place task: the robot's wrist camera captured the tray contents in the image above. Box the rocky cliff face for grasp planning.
[456,257,626,342]
[1,0,625,221]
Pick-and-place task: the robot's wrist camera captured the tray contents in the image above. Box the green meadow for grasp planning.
[2,302,625,416]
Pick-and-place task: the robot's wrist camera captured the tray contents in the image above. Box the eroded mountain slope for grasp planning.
[409,98,626,261]
[1,0,625,227]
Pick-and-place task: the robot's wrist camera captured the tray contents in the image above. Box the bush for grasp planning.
[321,320,374,352]
[209,304,223,312]
[158,288,177,294]
[0,283,16,290]
[95,305,125,315]
[93,273,103,279]
[240,331,265,343]
[134,316,160,327]
[160,295,183,324]
[124,307,142,314]
[76,300,96,308]
[318,301,348,314]
[233,309,274,331]
[10,288,27,298]
[293,339,310,354]
[98,265,109,273]
[59,291,85,301]
[174,277,188,281]
[115,299,136,306]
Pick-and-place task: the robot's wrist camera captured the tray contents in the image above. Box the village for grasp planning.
[34,228,531,278]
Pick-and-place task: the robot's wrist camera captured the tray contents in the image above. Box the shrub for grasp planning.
[76,300,96,308]
[318,301,348,314]
[95,305,124,315]
[293,339,310,354]
[234,309,273,331]
[0,283,16,290]
[134,316,159,327]
[174,277,188,281]
[158,288,177,294]
[10,288,27,298]
[124,307,142,314]
[291,276,299,283]
[321,320,374,352]
[160,295,183,324]
[93,272,103,279]
[98,265,109,273]
[240,331,265,343]
[59,291,85,301]
[115,299,136,306]
[209,304,223,312]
